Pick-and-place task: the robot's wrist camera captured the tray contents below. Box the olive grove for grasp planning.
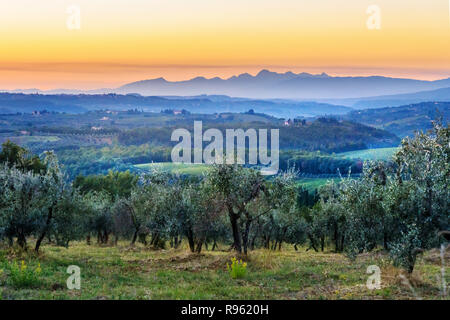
[0,121,448,273]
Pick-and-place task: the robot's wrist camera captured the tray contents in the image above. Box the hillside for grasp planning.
[344,102,450,137]
[0,92,350,118]
[0,111,399,178]
[349,87,450,109]
[115,116,399,152]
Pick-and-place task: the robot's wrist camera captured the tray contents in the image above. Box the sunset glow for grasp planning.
[1,0,450,89]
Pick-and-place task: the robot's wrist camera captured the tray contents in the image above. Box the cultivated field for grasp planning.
[135,162,210,176]
[337,147,399,161]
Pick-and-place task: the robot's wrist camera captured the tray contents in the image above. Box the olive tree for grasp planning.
[205,164,265,254]
[323,121,449,273]
[0,151,70,252]
[385,121,449,272]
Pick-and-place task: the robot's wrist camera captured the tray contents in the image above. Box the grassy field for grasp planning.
[0,241,448,300]
[337,147,399,161]
[296,177,339,192]
[135,162,210,176]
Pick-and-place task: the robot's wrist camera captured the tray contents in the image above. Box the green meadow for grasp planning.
[337,147,399,161]
[135,162,210,176]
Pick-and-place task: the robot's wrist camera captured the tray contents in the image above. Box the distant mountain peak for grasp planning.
[191,76,207,81]
[15,69,450,100]
[236,72,252,79]
[153,77,167,82]
[256,69,273,76]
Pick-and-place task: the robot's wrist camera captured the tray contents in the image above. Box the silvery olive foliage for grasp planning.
[0,151,79,251]
[313,121,449,272]
[205,164,300,254]
[0,121,446,267]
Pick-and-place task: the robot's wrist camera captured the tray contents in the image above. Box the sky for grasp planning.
[1,0,450,90]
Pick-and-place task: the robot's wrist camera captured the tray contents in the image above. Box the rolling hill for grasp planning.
[0,92,350,118]
[344,102,450,137]
[348,87,450,109]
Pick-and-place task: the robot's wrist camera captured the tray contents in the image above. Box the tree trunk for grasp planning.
[272,240,277,251]
[242,218,252,255]
[195,240,203,253]
[340,235,345,252]
[103,231,109,244]
[186,229,195,253]
[334,224,340,252]
[131,229,138,245]
[264,235,270,249]
[229,211,242,253]
[383,232,388,250]
[17,233,27,250]
[250,234,257,251]
[307,234,318,252]
[35,204,54,253]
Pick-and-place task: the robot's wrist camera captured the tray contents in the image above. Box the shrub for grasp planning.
[227,257,247,279]
[7,260,42,288]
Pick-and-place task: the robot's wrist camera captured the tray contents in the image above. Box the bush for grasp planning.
[7,260,42,288]
[227,257,248,279]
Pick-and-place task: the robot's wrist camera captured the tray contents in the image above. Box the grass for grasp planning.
[337,147,399,161]
[296,177,340,193]
[0,241,447,300]
[135,162,210,176]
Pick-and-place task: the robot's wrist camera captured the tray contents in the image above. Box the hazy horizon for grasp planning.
[3,68,450,92]
[1,0,449,90]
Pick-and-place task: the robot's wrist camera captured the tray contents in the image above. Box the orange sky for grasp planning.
[1,0,449,89]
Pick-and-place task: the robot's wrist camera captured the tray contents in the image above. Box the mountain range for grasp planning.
[4,70,450,100]
[116,70,450,99]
